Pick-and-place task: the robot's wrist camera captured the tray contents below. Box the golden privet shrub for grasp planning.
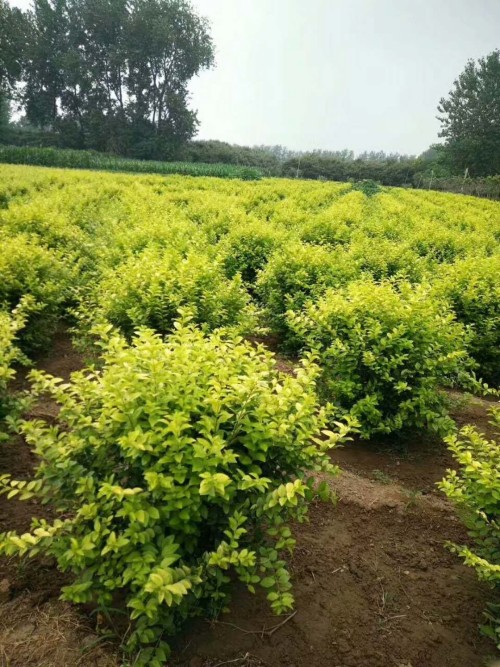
[87,246,253,337]
[289,280,474,437]
[439,406,500,648]
[0,322,350,665]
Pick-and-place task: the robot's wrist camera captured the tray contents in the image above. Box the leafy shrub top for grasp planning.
[351,179,382,197]
[0,298,31,424]
[219,221,287,285]
[433,256,500,386]
[0,322,348,664]
[256,241,358,349]
[89,247,253,337]
[439,406,500,647]
[440,407,500,570]
[288,280,474,437]
[0,233,70,351]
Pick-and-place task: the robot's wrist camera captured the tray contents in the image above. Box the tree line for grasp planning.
[180,141,440,188]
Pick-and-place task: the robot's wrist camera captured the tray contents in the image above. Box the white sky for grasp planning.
[11,0,500,155]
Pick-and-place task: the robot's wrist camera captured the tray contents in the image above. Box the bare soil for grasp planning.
[173,473,496,667]
[0,332,498,667]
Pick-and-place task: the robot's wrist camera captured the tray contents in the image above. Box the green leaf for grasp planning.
[260,577,275,589]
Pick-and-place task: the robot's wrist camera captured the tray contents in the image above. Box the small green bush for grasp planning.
[0,234,70,351]
[0,323,349,664]
[0,298,32,427]
[351,179,382,197]
[410,227,469,264]
[288,280,473,437]
[434,256,500,386]
[86,247,253,337]
[256,242,357,349]
[439,406,500,648]
[346,237,425,282]
[219,221,287,285]
[299,217,352,247]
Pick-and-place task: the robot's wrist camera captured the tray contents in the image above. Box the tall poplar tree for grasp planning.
[14,0,214,156]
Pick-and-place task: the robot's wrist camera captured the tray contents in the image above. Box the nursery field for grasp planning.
[0,164,499,666]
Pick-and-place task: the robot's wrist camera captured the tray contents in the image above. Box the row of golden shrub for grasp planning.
[0,165,498,437]
[0,164,498,660]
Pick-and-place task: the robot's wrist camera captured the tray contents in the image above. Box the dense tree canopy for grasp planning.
[438,50,500,177]
[0,0,29,137]
[0,0,28,93]
[0,0,214,157]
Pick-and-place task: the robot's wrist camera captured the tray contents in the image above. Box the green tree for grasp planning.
[0,94,10,140]
[18,0,214,156]
[0,0,28,90]
[438,50,500,176]
[22,0,69,132]
[125,0,214,158]
[0,0,29,140]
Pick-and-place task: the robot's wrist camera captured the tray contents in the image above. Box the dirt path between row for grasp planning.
[173,469,495,667]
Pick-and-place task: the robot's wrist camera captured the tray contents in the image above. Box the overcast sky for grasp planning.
[11,0,500,155]
[189,0,500,155]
